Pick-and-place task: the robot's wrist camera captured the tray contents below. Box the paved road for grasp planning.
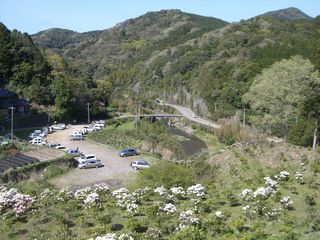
[165,104,220,128]
[46,125,145,189]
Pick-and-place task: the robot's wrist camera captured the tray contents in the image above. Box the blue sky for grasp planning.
[0,0,319,34]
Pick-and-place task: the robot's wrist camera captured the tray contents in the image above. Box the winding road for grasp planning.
[165,103,220,128]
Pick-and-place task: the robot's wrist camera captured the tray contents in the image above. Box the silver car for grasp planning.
[130,160,150,170]
[78,159,102,169]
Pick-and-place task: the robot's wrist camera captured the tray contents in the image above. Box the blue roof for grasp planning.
[0,88,16,98]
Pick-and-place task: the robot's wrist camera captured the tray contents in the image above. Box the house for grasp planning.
[0,88,29,113]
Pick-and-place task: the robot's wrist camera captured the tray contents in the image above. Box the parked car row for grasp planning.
[70,120,106,141]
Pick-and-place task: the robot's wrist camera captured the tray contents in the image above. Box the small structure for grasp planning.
[0,88,28,113]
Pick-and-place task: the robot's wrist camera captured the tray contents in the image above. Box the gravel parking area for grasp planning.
[46,124,145,189]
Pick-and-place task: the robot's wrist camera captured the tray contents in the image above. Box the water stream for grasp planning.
[161,119,207,155]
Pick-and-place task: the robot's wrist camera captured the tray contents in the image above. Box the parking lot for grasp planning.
[46,124,144,189]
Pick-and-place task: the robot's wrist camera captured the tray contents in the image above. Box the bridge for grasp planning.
[116,114,183,119]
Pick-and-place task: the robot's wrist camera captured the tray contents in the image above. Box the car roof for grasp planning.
[134,160,148,163]
[83,154,95,157]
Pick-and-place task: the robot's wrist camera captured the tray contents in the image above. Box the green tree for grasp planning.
[243,55,320,141]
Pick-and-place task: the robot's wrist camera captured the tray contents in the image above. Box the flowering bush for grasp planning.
[264,177,279,189]
[275,171,290,181]
[170,187,185,198]
[90,233,133,240]
[214,210,224,218]
[280,196,294,210]
[160,203,176,214]
[57,187,73,202]
[187,184,206,198]
[154,186,167,196]
[295,172,304,184]
[75,187,92,201]
[264,208,281,220]
[84,192,101,209]
[179,210,200,224]
[253,186,276,198]
[240,188,253,201]
[93,183,110,193]
[0,187,35,216]
[132,187,150,201]
[145,228,162,239]
[112,188,130,199]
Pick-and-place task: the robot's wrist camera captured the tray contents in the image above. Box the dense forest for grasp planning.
[1,8,320,146]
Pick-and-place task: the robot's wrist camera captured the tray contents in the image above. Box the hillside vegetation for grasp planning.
[1,7,320,145]
[0,134,320,239]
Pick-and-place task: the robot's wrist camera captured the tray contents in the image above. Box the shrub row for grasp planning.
[0,155,76,183]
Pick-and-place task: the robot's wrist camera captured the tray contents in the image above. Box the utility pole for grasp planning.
[48,106,52,124]
[313,119,318,149]
[9,106,15,141]
[87,103,90,123]
[243,108,246,128]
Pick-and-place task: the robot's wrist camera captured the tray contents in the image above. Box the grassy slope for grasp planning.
[1,125,320,239]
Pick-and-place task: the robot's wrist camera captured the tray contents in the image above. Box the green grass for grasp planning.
[116,120,135,131]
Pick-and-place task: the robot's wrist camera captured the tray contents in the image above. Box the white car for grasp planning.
[51,124,66,130]
[55,145,67,151]
[29,137,46,145]
[192,113,197,118]
[78,154,97,163]
[70,134,83,141]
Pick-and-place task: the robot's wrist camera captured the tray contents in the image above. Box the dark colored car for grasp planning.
[118,148,139,157]
[48,143,61,148]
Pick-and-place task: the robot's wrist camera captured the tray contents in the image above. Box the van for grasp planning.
[70,134,83,141]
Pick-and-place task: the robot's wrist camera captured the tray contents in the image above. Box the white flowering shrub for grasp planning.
[170,187,185,198]
[132,187,151,201]
[280,196,294,210]
[295,172,304,184]
[145,228,162,239]
[214,210,224,218]
[0,187,35,216]
[112,188,130,199]
[264,208,281,220]
[240,188,253,201]
[160,203,176,214]
[126,202,138,213]
[57,187,73,202]
[154,186,167,196]
[253,187,275,198]
[264,177,279,189]
[93,183,110,194]
[187,184,206,198]
[179,210,200,224]
[75,187,92,201]
[90,233,134,240]
[40,189,54,199]
[275,171,290,181]
[84,192,101,209]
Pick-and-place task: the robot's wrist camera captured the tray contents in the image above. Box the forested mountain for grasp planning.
[2,8,320,145]
[262,7,312,20]
[32,10,228,79]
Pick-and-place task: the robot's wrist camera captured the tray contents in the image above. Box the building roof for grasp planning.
[0,88,16,98]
